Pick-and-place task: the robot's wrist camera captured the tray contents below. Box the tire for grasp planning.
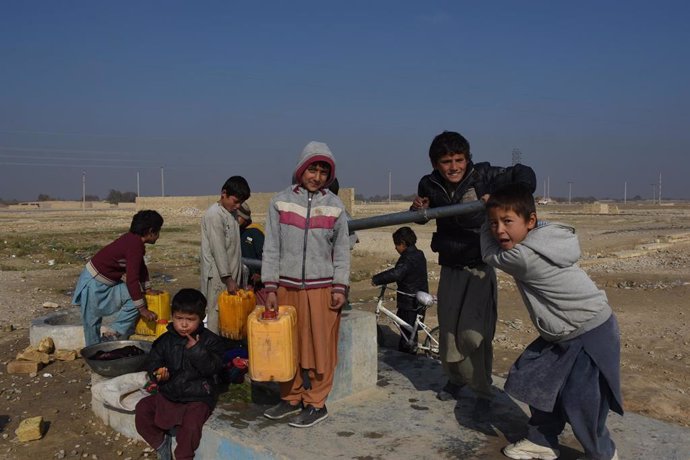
[423,326,440,359]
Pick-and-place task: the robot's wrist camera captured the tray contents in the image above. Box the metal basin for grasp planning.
[80,340,152,378]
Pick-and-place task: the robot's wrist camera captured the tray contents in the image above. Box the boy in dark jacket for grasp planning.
[481,184,621,460]
[135,288,226,460]
[411,131,536,412]
[371,226,429,354]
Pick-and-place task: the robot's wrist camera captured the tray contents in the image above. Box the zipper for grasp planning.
[301,192,313,288]
[429,167,476,203]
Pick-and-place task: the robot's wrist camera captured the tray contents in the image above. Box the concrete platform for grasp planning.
[95,348,690,459]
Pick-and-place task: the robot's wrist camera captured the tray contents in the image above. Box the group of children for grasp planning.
[72,132,622,460]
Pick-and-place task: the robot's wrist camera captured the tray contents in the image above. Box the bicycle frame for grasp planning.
[374,285,439,357]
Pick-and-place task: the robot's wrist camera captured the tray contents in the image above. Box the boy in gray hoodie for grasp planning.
[480,184,622,460]
[261,141,350,428]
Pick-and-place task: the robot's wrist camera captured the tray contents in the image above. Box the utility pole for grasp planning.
[568,181,573,205]
[624,181,627,204]
[651,183,656,203]
[137,171,140,198]
[161,167,165,197]
[511,148,522,166]
[82,170,86,211]
[658,172,662,204]
[388,171,391,203]
[547,176,550,201]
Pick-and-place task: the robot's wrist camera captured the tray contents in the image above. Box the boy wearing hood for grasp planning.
[261,141,350,428]
[481,184,622,460]
[411,131,537,413]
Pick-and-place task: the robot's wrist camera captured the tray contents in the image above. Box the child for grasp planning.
[72,210,163,346]
[481,184,622,460]
[371,226,429,354]
[411,131,536,411]
[135,288,226,460]
[200,175,251,333]
[235,202,267,305]
[261,141,350,428]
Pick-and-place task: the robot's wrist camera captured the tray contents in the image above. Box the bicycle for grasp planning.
[373,285,440,359]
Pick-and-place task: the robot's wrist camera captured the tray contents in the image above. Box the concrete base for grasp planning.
[330,309,377,401]
[30,307,116,350]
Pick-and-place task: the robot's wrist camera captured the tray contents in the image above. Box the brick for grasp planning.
[37,337,55,354]
[7,360,44,374]
[16,348,51,364]
[54,349,77,361]
[15,416,44,442]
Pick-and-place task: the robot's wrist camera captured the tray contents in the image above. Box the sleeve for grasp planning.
[261,197,281,291]
[372,255,408,286]
[124,239,146,308]
[331,205,351,294]
[186,334,225,377]
[205,209,232,279]
[480,220,529,278]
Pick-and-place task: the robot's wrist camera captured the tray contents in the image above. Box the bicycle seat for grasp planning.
[416,291,434,307]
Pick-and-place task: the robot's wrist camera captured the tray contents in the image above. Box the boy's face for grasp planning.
[487,207,537,250]
[172,311,202,336]
[143,229,160,244]
[433,152,468,184]
[394,241,407,255]
[220,192,243,213]
[300,163,330,192]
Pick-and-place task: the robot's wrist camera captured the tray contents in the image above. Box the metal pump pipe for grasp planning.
[242,200,485,271]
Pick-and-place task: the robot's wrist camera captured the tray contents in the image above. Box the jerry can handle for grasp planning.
[261,309,278,320]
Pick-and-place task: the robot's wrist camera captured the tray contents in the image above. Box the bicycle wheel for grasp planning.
[423,326,440,359]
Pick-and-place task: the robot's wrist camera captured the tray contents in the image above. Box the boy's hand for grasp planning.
[223,277,238,294]
[139,307,157,322]
[331,292,346,310]
[266,292,278,311]
[154,367,169,382]
[183,333,200,349]
[411,196,430,210]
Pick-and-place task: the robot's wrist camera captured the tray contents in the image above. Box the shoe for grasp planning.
[502,439,560,460]
[263,400,302,420]
[156,434,172,460]
[288,405,329,428]
[100,331,122,342]
[436,381,464,401]
[577,449,618,460]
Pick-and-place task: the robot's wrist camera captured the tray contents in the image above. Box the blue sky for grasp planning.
[1,1,689,201]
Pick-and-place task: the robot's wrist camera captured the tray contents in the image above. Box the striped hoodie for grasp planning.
[261,141,350,294]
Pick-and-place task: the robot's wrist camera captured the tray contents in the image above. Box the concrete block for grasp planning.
[329,309,377,402]
[16,348,51,364]
[7,360,43,374]
[15,416,44,442]
[54,349,78,361]
[30,310,86,350]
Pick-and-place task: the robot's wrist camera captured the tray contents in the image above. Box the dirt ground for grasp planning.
[0,201,689,459]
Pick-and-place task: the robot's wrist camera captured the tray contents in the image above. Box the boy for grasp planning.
[481,184,622,460]
[72,210,163,346]
[236,202,267,305]
[261,141,350,428]
[135,288,226,460]
[371,226,429,354]
[200,175,251,333]
[411,131,536,411]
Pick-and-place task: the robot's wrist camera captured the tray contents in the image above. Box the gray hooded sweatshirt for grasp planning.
[481,221,611,342]
[262,141,350,293]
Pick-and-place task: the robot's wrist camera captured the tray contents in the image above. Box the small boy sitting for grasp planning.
[371,226,429,354]
[480,184,623,460]
[135,288,226,460]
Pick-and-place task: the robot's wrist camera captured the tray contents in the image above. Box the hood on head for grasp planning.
[521,223,580,268]
[292,141,336,188]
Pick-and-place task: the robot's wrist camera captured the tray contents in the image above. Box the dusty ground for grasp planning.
[0,201,689,459]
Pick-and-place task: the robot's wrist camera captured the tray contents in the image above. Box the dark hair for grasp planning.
[129,210,164,236]
[392,226,417,247]
[171,288,207,318]
[328,177,340,195]
[485,183,537,221]
[222,176,251,201]
[428,131,471,165]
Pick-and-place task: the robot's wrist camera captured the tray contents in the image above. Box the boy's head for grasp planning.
[429,131,471,185]
[485,184,537,250]
[171,288,206,336]
[392,226,417,254]
[220,176,250,213]
[293,141,336,191]
[129,210,164,243]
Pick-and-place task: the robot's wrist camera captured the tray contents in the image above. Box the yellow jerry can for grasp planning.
[218,289,256,340]
[247,305,298,382]
[134,290,171,336]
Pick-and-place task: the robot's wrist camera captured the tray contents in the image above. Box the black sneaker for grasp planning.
[436,381,464,401]
[288,405,329,428]
[263,400,302,420]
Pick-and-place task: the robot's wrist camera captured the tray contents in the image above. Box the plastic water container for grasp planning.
[247,305,298,382]
[155,319,170,338]
[134,291,171,336]
[218,290,256,340]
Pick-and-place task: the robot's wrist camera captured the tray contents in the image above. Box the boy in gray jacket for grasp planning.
[262,141,350,428]
[480,184,622,460]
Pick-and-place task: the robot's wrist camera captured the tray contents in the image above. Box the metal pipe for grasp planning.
[242,200,485,270]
